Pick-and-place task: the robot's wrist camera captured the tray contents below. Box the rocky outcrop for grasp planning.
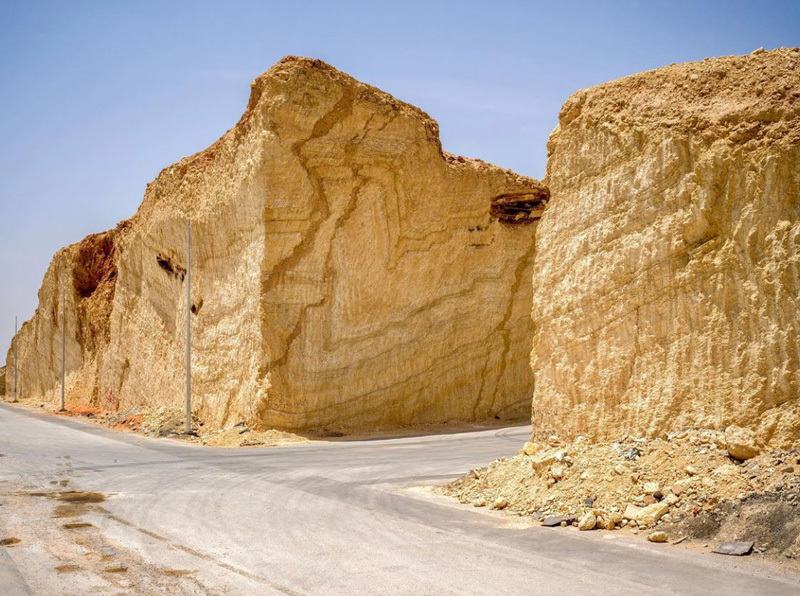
[533,48,800,448]
[3,227,123,405]
[6,57,548,433]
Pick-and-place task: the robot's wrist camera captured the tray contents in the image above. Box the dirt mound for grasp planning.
[441,429,800,565]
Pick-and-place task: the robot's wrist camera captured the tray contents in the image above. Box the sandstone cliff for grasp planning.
[6,57,548,433]
[533,48,800,447]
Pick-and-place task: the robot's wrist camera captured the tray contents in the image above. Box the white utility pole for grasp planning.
[59,286,67,412]
[12,316,18,403]
[185,220,192,435]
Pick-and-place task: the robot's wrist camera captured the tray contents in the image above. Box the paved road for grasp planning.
[1,404,799,595]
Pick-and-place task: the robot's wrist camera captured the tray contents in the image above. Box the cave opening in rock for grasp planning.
[490,189,550,225]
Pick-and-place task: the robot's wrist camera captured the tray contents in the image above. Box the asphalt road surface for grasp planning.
[1,404,799,595]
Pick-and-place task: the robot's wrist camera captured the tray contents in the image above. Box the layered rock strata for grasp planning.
[533,48,800,447]
[5,57,549,433]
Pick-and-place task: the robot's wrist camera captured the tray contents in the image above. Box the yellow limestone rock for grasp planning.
[578,512,596,531]
[724,425,760,460]
[646,531,668,543]
[5,57,549,434]
[633,502,670,527]
[519,441,543,456]
[533,48,800,449]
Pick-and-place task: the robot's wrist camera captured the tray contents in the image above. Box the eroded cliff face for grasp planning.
[533,48,800,447]
[4,227,122,405]
[7,57,548,433]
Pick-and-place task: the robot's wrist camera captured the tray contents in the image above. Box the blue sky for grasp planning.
[1,0,798,352]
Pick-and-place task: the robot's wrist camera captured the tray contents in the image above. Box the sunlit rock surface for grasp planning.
[533,48,800,447]
[5,57,548,433]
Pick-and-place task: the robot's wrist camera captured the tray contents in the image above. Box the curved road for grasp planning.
[1,404,798,595]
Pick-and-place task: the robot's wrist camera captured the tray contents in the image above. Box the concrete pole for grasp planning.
[13,316,18,403]
[185,220,192,435]
[59,286,66,412]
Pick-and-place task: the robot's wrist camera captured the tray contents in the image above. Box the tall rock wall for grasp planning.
[533,48,800,447]
[6,57,548,433]
[3,228,121,405]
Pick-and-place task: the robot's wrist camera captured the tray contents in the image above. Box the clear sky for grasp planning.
[1,0,798,353]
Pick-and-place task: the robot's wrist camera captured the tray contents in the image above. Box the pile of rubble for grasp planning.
[25,401,310,448]
[442,426,800,562]
[102,406,310,447]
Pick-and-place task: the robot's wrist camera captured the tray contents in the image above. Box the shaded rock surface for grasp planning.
[5,57,548,433]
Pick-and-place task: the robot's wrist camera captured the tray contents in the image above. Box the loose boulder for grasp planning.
[724,426,760,461]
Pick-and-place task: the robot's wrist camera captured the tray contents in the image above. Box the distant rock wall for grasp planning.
[6,57,548,434]
[4,228,121,406]
[533,48,800,447]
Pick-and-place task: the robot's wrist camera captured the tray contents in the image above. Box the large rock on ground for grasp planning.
[532,48,800,448]
[5,57,548,433]
[724,425,760,460]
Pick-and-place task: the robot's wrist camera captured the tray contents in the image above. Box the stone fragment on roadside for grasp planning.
[724,426,760,461]
[541,515,577,527]
[632,502,669,526]
[623,503,642,520]
[578,512,596,531]
[684,465,698,476]
[713,541,754,556]
[492,498,507,510]
[646,531,668,543]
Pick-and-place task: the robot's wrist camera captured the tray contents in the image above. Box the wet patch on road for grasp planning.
[163,568,195,576]
[104,566,128,573]
[23,490,107,518]
[63,522,94,529]
[55,491,105,504]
